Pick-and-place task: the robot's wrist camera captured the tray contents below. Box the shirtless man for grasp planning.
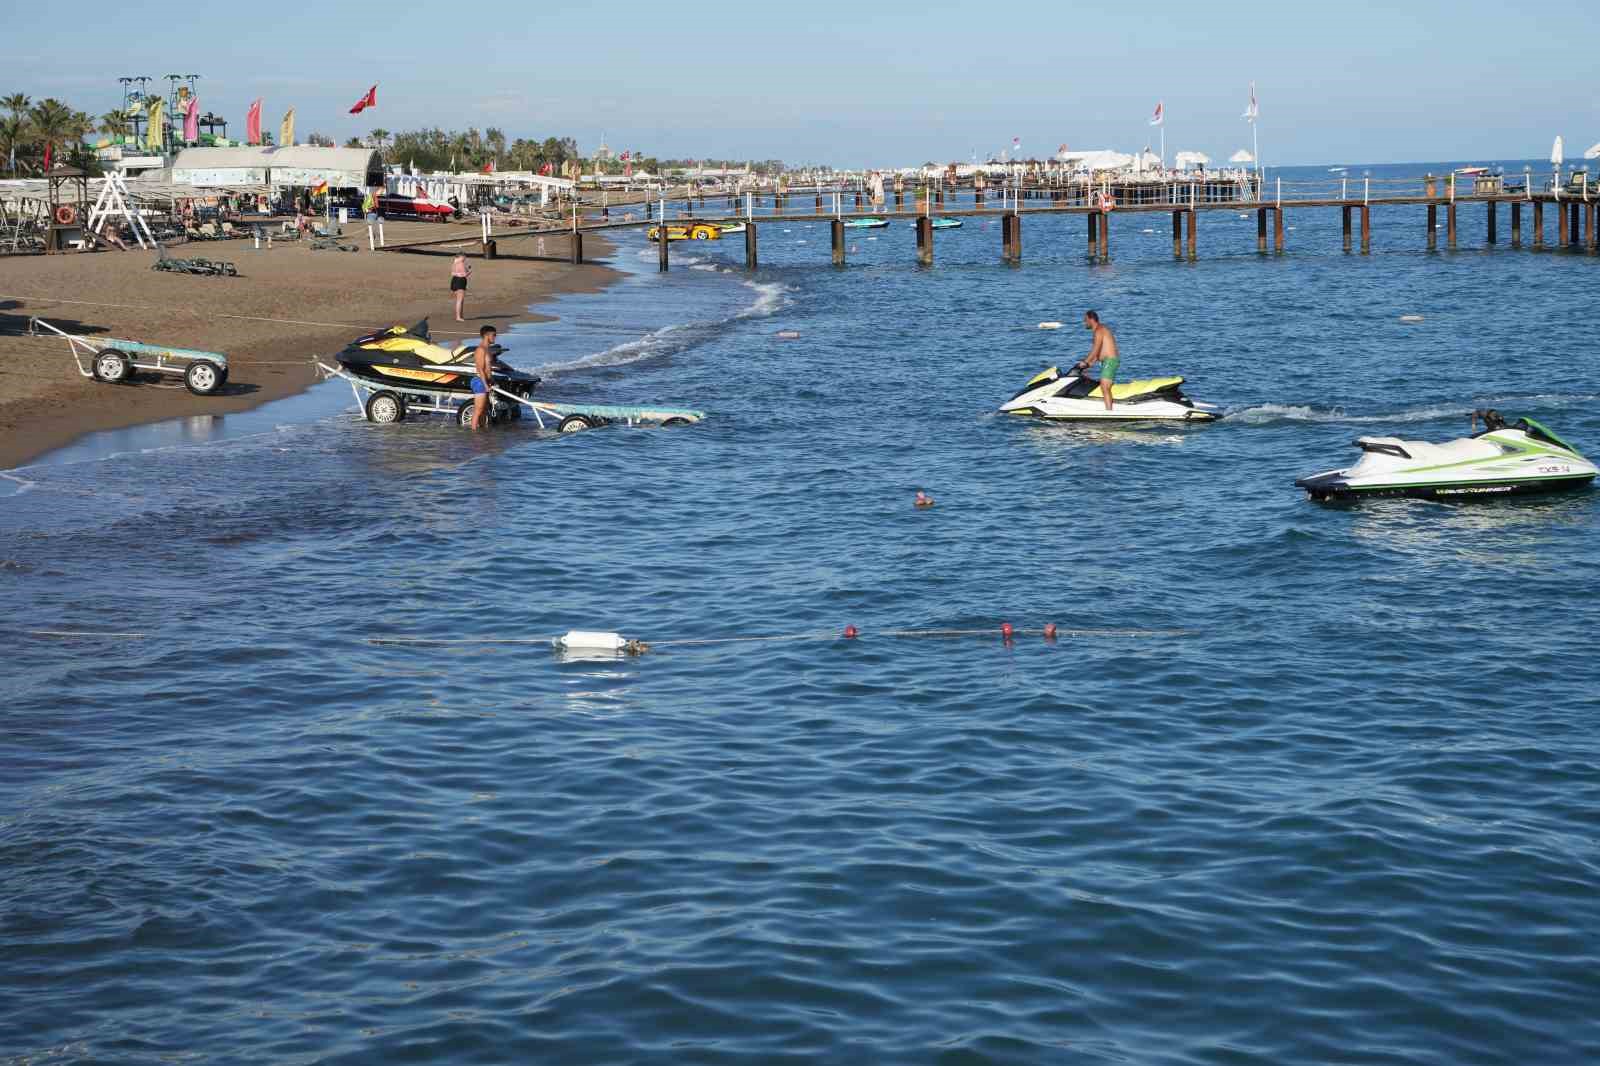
[470,325,496,430]
[1079,310,1120,411]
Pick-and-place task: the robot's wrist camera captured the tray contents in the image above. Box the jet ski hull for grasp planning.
[1000,366,1220,423]
[1296,469,1596,502]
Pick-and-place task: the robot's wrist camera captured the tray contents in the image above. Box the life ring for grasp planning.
[1098,193,1116,212]
[54,204,77,225]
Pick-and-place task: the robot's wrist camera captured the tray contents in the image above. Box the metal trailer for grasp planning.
[30,317,229,395]
[316,361,706,432]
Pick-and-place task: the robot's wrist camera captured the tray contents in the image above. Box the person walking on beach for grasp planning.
[450,253,471,322]
[470,324,497,431]
[1079,310,1120,411]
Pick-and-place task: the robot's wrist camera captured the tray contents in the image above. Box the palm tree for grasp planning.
[99,109,129,139]
[28,98,77,171]
[2,92,31,121]
[0,115,28,176]
[368,127,389,157]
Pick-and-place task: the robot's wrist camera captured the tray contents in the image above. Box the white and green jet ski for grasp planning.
[1295,409,1597,501]
[999,362,1221,423]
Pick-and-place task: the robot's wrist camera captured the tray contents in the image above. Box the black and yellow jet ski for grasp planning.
[334,319,541,401]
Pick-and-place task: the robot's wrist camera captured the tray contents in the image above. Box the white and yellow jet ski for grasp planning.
[999,363,1221,423]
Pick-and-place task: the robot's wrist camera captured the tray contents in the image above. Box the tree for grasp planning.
[0,115,27,176]
[99,110,128,138]
[2,93,31,122]
[28,98,78,171]
[307,132,335,147]
[368,127,389,157]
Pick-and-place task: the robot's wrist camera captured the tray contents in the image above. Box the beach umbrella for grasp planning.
[1584,141,1600,160]
[1175,151,1210,169]
[1551,135,1564,166]
[1229,148,1254,164]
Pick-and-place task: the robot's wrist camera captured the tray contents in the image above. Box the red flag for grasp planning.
[43,141,53,170]
[348,85,377,114]
[539,162,551,176]
[481,160,495,174]
[246,99,262,144]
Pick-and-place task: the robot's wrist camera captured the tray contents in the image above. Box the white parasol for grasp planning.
[1174,151,1211,169]
[1584,141,1600,160]
[1551,135,1564,166]
[1228,148,1254,164]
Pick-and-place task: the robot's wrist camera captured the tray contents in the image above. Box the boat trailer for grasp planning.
[29,317,229,395]
[316,361,705,432]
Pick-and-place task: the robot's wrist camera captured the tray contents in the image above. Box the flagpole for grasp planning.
[1160,125,1165,171]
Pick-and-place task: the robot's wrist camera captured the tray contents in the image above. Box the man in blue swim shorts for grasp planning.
[470,325,496,430]
[1080,309,1120,411]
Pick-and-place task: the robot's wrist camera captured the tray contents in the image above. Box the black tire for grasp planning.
[557,414,594,434]
[662,416,692,427]
[365,391,405,424]
[184,360,224,396]
[92,349,131,384]
[458,401,482,428]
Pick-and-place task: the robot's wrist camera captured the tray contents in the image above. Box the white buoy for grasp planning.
[1399,314,1425,323]
[1038,321,1063,330]
[776,330,800,339]
[553,630,629,652]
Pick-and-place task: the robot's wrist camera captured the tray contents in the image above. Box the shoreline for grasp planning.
[0,224,619,470]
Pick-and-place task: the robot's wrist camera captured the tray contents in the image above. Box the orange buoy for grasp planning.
[843,624,859,639]
[1000,622,1014,640]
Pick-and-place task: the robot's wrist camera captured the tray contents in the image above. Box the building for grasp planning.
[170,145,383,190]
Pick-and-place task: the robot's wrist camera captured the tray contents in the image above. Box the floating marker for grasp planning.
[1399,314,1425,323]
[776,329,800,339]
[1038,321,1063,330]
[1043,623,1058,640]
[1000,622,1014,640]
[843,624,859,639]
[554,630,634,652]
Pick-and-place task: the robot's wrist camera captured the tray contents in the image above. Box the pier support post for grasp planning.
[1273,207,1285,253]
[1587,203,1596,254]
[1342,206,1352,252]
[570,230,583,264]
[1257,208,1267,254]
[815,193,823,214]
[936,185,944,206]
[1185,209,1197,260]
[1426,203,1437,250]
[658,227,669,272]
[1002,213,1013,261]
[1511,201,1522,247]
[1557,201,1568,246]
[1173,211,1183,258]
[975,189,985,209]
[1097,211,1107,261]
[1447,202,1457,249]
[1011,212,1023,263]
[1533,201,1544,247]
[1487,201,1497,245]
[1570,203,1581,247]
[1360,206,1371,254]
[831,218,845,266]
[1087,212,1097,259]
[916,215,933,265]
[855,191,863,209]
[745,222,758,269]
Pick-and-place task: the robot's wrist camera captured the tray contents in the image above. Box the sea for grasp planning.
[4,160,1599,1064]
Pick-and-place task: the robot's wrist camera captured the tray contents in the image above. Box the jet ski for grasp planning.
[999,363,1221,423]
[1295,409,1597,501]
[334,319,541,402]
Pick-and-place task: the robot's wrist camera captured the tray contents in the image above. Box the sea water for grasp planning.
[4,161,1599,1064]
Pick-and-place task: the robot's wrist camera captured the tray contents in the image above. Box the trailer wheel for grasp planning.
[557,414,594,433]
[184,360,224,396]
[458,400,484,428]
[365,391,405,424]
[662,417,692,427]
[92,349,131,384]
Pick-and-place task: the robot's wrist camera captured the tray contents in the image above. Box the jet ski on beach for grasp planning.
[999,362,1221,423]
[1295,409,1598,501]
[334,319,541,403]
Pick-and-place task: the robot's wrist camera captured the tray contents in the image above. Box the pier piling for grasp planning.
[1427,204,1437,250]
[916,216,933,265]
[1097,211,1108,261]
[1185,209,1196,260]
[1086,213,1097,259]
[1512,202,1522,247]
[1558,202,1568,246]
[658,228,669,272]
[1173,211,1183,258]
[1533,202,1544,247]
[1447,203,1457,249]
[1273,208,1285,253]
[1487,201,1497,245]
[1011,213,1023,263]
[1257,209,1267,254]
[1360,206,1371,254]
[831,219,845,266]
[1570,204,1581,246]
[1587,203,1596,253]
[745,223,758,269]
[570,231,583,264]
[1342,206,1352,252]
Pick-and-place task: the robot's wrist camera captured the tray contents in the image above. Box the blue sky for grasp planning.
[6,0,1597,167]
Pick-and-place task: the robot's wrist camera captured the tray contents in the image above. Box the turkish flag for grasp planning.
[349,85,377,114]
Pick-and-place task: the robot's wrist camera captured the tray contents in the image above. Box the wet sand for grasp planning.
[0,221,617,469]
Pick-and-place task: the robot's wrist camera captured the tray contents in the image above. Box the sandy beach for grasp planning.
[0,220,617,469]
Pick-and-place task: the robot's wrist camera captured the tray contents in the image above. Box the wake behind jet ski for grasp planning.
[999,362,1220,423]
[334,318,541,403]
[1295,409,1598,501]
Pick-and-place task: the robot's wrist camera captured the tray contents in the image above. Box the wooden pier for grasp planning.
[382,173,1600,270]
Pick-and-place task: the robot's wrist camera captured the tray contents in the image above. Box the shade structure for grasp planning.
[1584,141,1600,160]
[1551,135,1564,166]
[1174,151,1211,169]
[1229,149,1254,164]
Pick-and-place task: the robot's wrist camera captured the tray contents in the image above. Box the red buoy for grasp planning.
[843,624,859,639]
[1000,622,1014,640]
[1043,623,1058,640]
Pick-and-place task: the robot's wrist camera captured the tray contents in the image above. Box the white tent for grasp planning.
[1135,149,1161,172]
[1229,149,1254,164]
[1064,149,1134,171]
[1551,136,1564,166]
[1586,141,1600,161]
[1174,151,1210,169]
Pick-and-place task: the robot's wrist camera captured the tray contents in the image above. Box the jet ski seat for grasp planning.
[365,335,460,364]
[1100,376,1184,400]
[1358,436,1501,465]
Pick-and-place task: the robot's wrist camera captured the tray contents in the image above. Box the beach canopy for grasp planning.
[1175,151,1210,169]
[1584,141,1600,160]
[1229,148,1254,163]
[1135,149,1161,171]
[1551,135,1564,166]
[1063,149,1134,171]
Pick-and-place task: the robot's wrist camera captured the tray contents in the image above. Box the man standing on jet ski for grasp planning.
[470,325,496,431]
[1079,310,1120,411]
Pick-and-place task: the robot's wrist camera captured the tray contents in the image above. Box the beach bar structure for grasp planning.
[172,146,382,192]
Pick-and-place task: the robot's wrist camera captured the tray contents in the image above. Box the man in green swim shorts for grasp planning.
[1080,309,1120,411]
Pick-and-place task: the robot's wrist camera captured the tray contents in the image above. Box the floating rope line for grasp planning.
[26,629,148,640]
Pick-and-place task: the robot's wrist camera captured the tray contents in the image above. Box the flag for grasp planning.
[310,178,328,195]
[621,150,630,161]
[349,85,377,115]
[1242,82,1258,122]
[480,160,494,174]
[1150,101,1164,127]
[183,96,199,143]
[43,141,52,171]
[539,162,551,176]
[280,107,295,146]
[246,98,262,144]
[145,98,164,151]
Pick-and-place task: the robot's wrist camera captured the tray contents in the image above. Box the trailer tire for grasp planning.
[365,391,405,424]
[184,360,224,396]
[92,349,131,384]
[457,401,482,428]
[557,414,594,433]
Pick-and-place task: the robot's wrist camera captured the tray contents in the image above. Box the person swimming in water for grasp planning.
[1079,310,1119,411]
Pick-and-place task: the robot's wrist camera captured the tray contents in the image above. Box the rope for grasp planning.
[365,626,1193,651]
[0,295,491,337]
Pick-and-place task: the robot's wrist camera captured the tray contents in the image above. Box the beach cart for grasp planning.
[30,317,230,396]
[316,361,704,432]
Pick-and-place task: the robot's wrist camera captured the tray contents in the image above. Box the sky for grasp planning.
[4,0,1598,168]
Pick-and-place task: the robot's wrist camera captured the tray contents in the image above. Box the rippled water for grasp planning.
[5,162,1600,1064]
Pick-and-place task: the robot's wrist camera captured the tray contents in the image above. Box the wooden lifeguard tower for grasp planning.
[45,165,89,253]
